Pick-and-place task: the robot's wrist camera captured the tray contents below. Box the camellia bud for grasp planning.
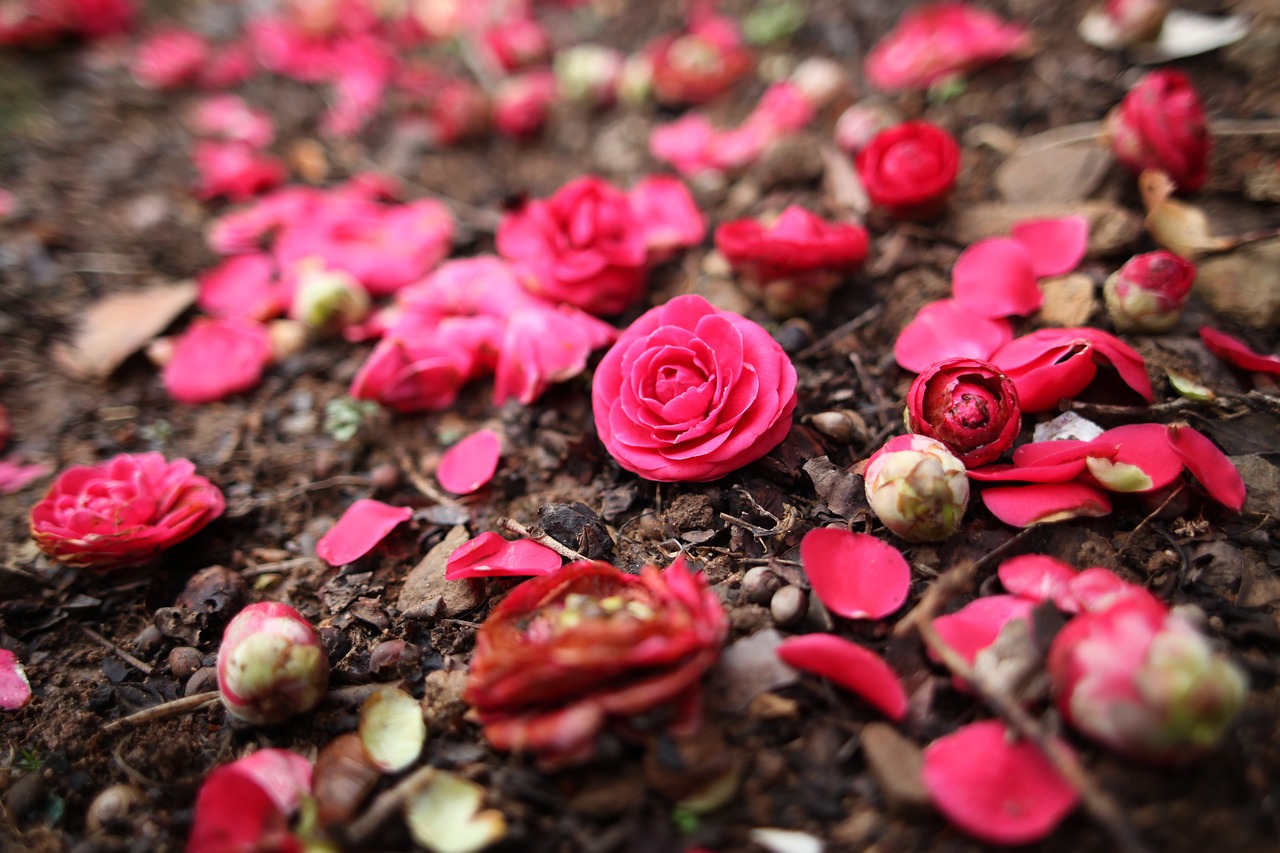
[1103,69,1209,193]
[290,259,371,332]
[864,435,969,542]
[1048,591,1246,762]
[1103,250,1195,333]
[555,45,624,109]
[906,358,1020,468]
[217,601,329,725]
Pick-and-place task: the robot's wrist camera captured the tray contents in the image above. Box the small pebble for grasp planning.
[770,585,809,628]
[168,646,203,681]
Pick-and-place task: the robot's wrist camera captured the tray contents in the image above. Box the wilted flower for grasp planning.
[187,749,312,853]
[906,358,1021,467]
[856,121,960,221]
[864,2,1031,92]
[864,434,969,542]
[591,294,798,482]
[217,601,330,725]
[30,453,225,570]
[1104,250,1195,333]
[1104,69,1210,193]
[465,557,726,768]
[714,206,869,316]
[1048,589,1246,762]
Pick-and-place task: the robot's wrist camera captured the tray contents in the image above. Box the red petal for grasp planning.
[894,299,1013,373]
[445,532,563,579]
[981,482,1112,527]
[188,749,311,853]
[952,238,1042,318]
[932,595,1036,665]
[315,499,413,566]
[800,529,911,620]
[1067,567,1146,613]
[966,459,1088,484]
[777,634,908,721]
[1199,326,1280,376]
[1166,424,1246,512]
[997,555,1079,612]
[163,317,273,404]
[922,720,1079,845]
[1083,423,1185,492]
[437,429,502,495]
[0,648,32,711]
[1010,216,1089,278]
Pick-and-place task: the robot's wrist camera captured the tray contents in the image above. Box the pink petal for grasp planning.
[0,457,53,494]
[188,749,311,852]
[997,555,1079,612]
[315,499,414,566]
[952,238,1042,318]
[965,459,1088,484]
[1166,424,1246,512]
[981,482,1113,527]
[1199,326,1280,376]
[1083,423,1184,492]
[800,529,911,620]
[1067,567,1146,613]
[894,299,1013,373]
[0,648,33,711]
[197,253,283,321]
[1010,216,1089,278]
[922,720,1079,845]
[445,532,563,580]
[162,317,273,405]
[777,634,908,721]
[932,595,1037,665]
[437,429,501,495]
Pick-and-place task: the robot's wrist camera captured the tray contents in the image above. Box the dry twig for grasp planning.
[82,627,154,676]
[102,691,220,734]
[498,517,586,561]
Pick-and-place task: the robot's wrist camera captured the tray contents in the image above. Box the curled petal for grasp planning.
[777,634,908,721]
[445,532,563,580]
[800,528,911,620]
[1199,326,1280,376]
[952,238,1042,318]
[316,499,413,566]
[437,429,502,495]
[981,482,1113,527]
[1166,423,1245,512]
[1083,423,1184,493]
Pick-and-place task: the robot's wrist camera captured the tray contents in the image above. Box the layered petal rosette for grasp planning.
[856,121,960,221]
[30,453,225,570]
[464,557,728,768]
[1104,69,1210,193]
[906,358,1020,467]
[591,295,798,482]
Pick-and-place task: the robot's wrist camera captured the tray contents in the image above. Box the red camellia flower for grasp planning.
[1104,250,1196,333]
[497,176,650,316]
[591,294,798,482]
[906,357,1021,467]
[1104,69,1210,193]
[30,453,225,570]
[714,206,869,315]
[464,557,727,769]
[856,121,960,221]
[646,12,753,106]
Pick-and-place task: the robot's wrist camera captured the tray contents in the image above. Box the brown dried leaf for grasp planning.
[995,122,1112,203]
[52,281,197,380]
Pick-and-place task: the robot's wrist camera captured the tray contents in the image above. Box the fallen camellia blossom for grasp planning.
[445,532,562,580]
[799,528,911,620]
[628,175,706,264]
[856,120,960,221]
[1104,250,1196,333]
[162,316,274,404]
[997,554,1079,613]
[922,720,1079,845]
[777,633,908,720]
[590,294,798,482]
[865,435,969,542]
[491,69,558,139]
[714,206,869,316]
[905,357,1021,468]
[437,429,501,495]
[192,140,287,203]
[187,748,312,853]
[492,305,619,406]
[1048,587,1246,762]
[951,237,1041,318]
[217,601,329,725]
[1103,68,1210,193]
[645,9,754,106]
[894,299,1013,373]
[981,481,1113,527]
[478,15,551,73]
[131,27,208,89]
[1199,326,1280,377]
[464,557,727,768]
[989,327,1153,413]
[0,648,33,711]
[349,320,494,412]
[30,452,225,570]
[1166,423,1246,513]
[1009,215,1090,279]
[864,2,1031,93]
[315,499,414,566]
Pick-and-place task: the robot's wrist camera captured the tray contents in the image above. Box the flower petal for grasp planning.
[777,633,908,721]
[997,555,1079,612]
[800,529,911,620]
[1199,326,1280,376]
[445,532,563,579]
[981,482,1113,527]
[933,595,1037,665]
[437,429,502,495]
[0,648,32,711]
[1010,216,1089,278]
[952,238,1041,318]
[894,299,1013,373]
[316,499,414,566]
[1166,423,1246,512]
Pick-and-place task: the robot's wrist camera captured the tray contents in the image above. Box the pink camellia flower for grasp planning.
[990,327,1153,413]
[492,69,558,140]
[497,176,650,316]
[922,720,1078,845]
[951,238,1041,318]
[864,434,969,542]
[865,2,1031,93]
[1048,588,1247,762]
[590,294,798,482]
[315,499,414,566]
[464,557,727,768]
[856,121,960,221]
[493,304,619,406]
[188,749,312,853]
[778,634,908,721]
[627,175,706,264]
[1104,250,1195,333]
[192,140,288,203]
[1104,69,1210,193]
[646,12,753,107]
[30,452,225,570]
[437,429,501,495]
[715,207,869,316]
[1199,326,1280,377]
[894,299,1013,373]
[800,528,911,620]
[163,316,274,404]
[217,601,329,725]
[445,532,562,580]
[0,648,33,711]
[349,319,495,412]
[131,28,208,89]
[906,358,1020,468]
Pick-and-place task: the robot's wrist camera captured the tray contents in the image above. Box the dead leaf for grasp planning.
[803,456,864,519]
[950,201,1140,257]
[820,144,869,218]
[52,281,197,380]
[995,122,1112,203]
[1140,170,1237,258]
[1130,10,1250,64]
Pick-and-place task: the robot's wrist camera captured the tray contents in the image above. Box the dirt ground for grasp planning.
[2,0,1280,851]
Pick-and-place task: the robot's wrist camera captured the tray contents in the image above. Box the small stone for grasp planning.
[860,722,930,812]
[184,665,218,697]
[1196,239,1280,330]
[398,526,481,618]
[742,565,785,604]
[1233,454,1280,517]
[167,646,203,681]
[710,628,799,712]
[369,463,401,492]
[770,585,808,628]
